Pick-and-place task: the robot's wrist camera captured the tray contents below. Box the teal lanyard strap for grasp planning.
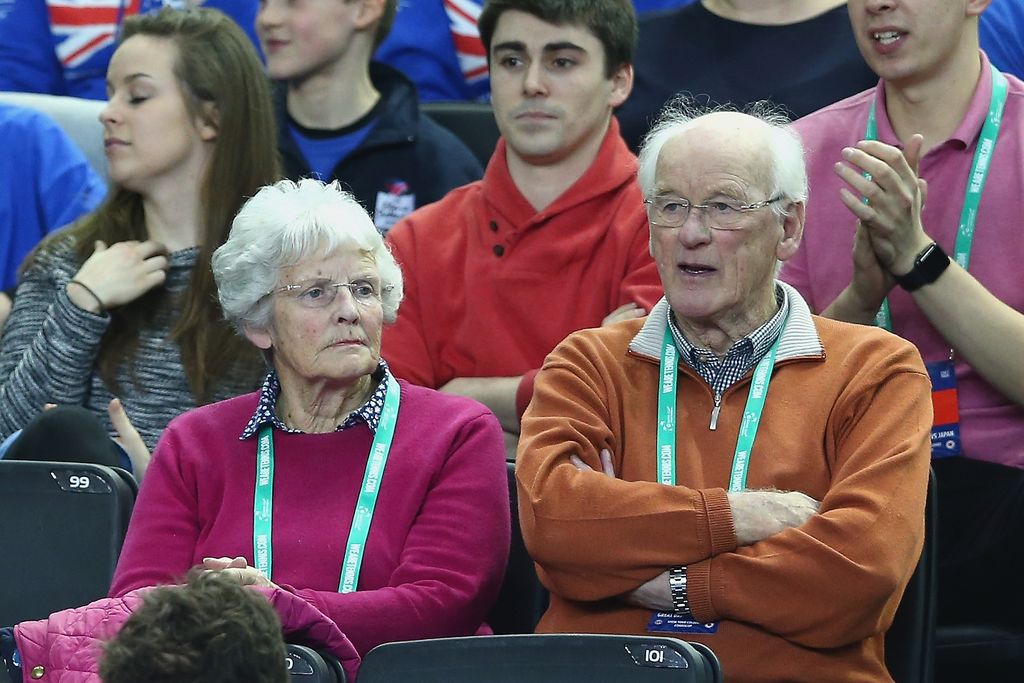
[865,64,1008,332]
[254,373,401,593]
[657,335,679,486]
[657,320,785,490]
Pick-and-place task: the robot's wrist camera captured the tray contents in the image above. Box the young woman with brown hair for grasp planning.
[0,7,280,477]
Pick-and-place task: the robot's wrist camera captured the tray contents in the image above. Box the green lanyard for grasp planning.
[865,63,1008,330]
[657,322,784,490]
[254,373,401,593]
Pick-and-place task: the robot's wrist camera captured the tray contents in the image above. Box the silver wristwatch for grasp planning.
[669,565,691,616]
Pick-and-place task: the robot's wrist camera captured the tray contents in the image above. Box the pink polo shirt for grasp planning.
[781,51,1024,469]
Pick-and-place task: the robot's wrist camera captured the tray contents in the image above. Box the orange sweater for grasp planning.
[517,288,932,683]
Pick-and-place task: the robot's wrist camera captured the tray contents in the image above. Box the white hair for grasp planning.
[212,178,404,333]
[636,98,809,218]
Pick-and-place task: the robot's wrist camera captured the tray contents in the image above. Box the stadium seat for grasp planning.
[0,460,136,624]
[487,461,548,634]
[421,100,500,167]
[0,91,107,181]
[358,634,723,682]
[286,644,346,683]
[935,622,1024,681]
[885,467,938,683]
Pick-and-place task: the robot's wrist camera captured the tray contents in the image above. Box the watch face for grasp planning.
[917,243,938,266]
[897,242,950,291]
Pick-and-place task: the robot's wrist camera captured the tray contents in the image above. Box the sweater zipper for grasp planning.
[710,392,722,431]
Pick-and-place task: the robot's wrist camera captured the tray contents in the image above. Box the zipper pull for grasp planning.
[709,394,722,430]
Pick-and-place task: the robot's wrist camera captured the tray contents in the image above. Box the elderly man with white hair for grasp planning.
[516,103,932,682]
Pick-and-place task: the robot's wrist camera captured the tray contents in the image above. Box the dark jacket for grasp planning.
[275,62,483,233]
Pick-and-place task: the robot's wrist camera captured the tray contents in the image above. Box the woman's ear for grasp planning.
[243,324,273,351]
[196,101,220,142]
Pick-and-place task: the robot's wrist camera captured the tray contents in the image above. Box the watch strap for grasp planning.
[668,565,691,616]
[894,242,950,292]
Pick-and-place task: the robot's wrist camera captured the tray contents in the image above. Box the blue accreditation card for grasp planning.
[926,359,961,458]
[647,612,719,634]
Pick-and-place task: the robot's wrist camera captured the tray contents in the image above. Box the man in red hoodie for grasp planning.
[383,0,662,457]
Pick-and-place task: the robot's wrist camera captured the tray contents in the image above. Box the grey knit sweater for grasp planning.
[0,235,260,451]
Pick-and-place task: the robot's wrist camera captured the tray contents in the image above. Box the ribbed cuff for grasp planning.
[685,559,717,622]
[701,487,738,556]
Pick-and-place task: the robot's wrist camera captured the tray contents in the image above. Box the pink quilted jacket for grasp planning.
[12,584,361,682]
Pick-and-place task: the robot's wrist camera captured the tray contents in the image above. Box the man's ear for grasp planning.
[354,0,386,32]
[776,201,805,262]
[608,63,634,109]
[196,101,219,142]
[966,0,993,18]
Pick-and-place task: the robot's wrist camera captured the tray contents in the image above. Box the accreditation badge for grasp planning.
[647,612,718,635]
[373,180,415,234]
[927,359,961,457]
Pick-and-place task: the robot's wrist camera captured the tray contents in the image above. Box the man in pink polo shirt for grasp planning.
[780,0,1024,636]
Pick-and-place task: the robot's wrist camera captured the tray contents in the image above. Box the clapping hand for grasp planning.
[833,135,933,276]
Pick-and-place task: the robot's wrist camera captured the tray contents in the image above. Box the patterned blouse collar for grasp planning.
[240,361,392,439]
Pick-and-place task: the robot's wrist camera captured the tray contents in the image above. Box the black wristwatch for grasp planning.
[893,242,950,292]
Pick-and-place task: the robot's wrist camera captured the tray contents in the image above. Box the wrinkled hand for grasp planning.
[202,556,277,588]
[570,448,615,477]
[727,489,820,546]
[108,398,150,480]
[67,240,169,312]
[602,303,646,327]
[833,135,932,275]
[622,570,674,612]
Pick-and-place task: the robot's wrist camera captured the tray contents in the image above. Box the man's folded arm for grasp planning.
[516,341,738,602]
[686,367,932,649]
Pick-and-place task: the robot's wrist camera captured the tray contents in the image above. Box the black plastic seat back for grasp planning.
[358,634,723,682]
[421,100,501,167]
[0,460,136,624]
[885,467,938,683]
[286,644,346,683]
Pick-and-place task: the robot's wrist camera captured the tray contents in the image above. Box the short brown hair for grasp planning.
[100,570,289,683]
[478,0,637,78]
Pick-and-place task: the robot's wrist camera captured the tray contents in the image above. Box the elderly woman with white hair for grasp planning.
[108,178,510,659]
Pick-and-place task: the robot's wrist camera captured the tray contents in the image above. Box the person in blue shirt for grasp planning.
[261,0,481,233]
[0,102,105,304]
[374,0,490,102]
[980,0,1024,79]
[0,0,259,100]
[374,0,697,103]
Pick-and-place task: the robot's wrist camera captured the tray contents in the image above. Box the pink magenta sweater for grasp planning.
[110,380,510,657]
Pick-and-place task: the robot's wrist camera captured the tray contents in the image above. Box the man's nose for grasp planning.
[676,207,712,247]
[522,61,548,96]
